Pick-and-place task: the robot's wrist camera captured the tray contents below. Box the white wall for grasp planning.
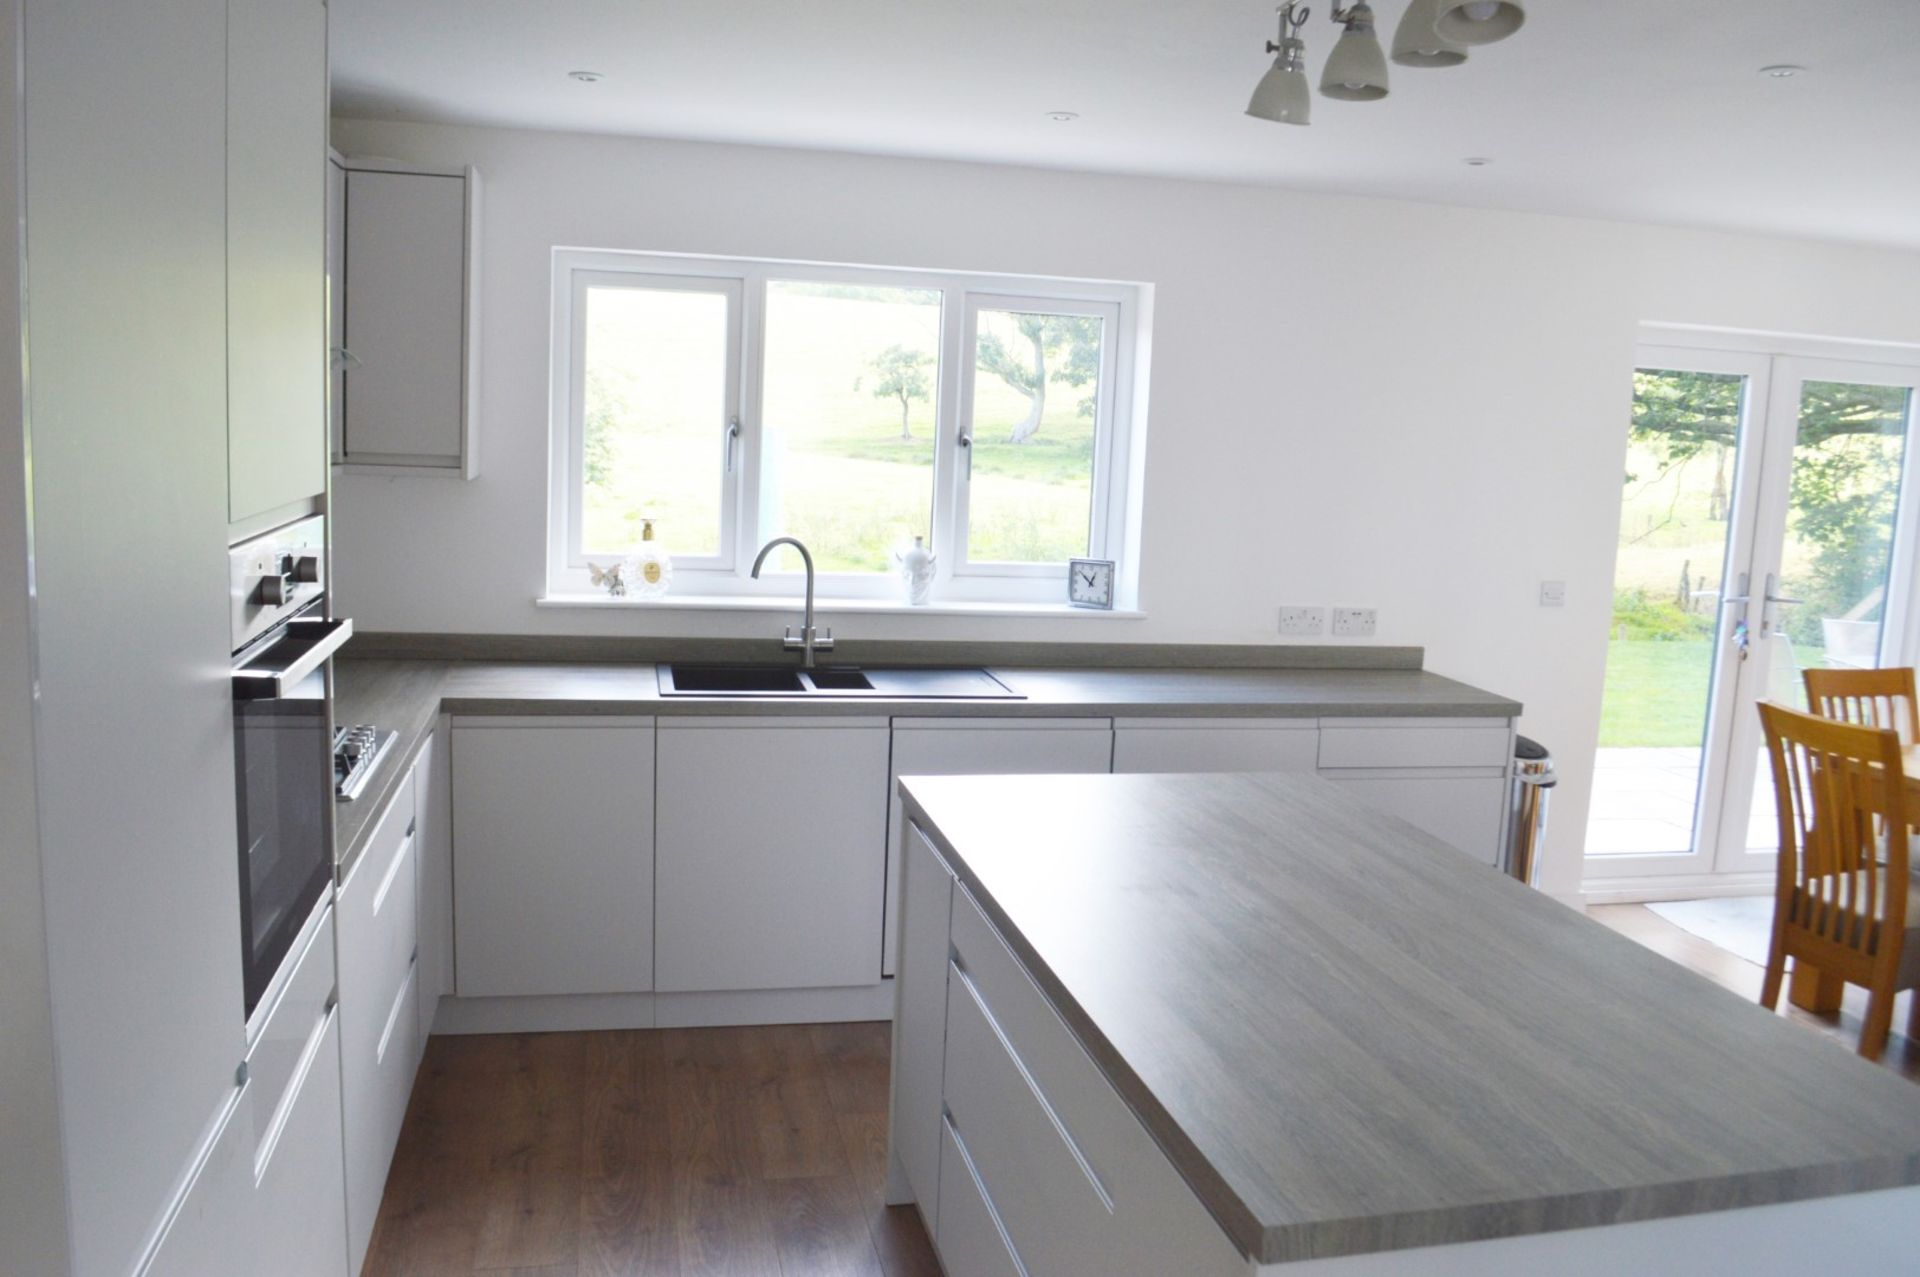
[328,118,1920,901]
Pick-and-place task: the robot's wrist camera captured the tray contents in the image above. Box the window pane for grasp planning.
[760,281,941,573]
[580,285,728,557]
[967,308,1103,564]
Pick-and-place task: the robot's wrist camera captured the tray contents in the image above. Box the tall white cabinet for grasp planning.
[225,0,328,526]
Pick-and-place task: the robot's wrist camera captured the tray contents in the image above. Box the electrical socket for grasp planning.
[1278,606,1326,636]
[1331,607,1376,638]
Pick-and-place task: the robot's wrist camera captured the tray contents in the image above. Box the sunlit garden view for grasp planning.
[579,281,1104,573]
[1588,368,1911,857]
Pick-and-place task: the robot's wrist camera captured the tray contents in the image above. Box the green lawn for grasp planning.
[1597,640,1714,749]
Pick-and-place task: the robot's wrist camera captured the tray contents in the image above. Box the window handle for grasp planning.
[725,416,741,474]
[957,431,972,479]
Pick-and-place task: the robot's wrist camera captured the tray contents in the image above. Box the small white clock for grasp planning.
[1068,558,1115,610]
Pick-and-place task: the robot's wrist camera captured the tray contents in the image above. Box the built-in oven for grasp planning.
[230,515,352,1019]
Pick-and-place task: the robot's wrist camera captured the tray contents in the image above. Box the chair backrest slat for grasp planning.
[1804,666,1919,747]
[1757,702,1910,970]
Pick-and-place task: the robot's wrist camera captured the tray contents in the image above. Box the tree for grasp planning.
[1630,370,1909,642]
[975,313,1100,444]
[861,345,932,440]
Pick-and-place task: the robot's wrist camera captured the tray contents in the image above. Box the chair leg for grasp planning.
[1759,934,1788,1011]
[1859,987,1895,1061]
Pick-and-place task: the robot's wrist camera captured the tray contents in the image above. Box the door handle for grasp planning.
[1760,572,1802,636]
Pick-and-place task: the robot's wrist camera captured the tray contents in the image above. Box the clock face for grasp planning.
[1068,558,1115,609]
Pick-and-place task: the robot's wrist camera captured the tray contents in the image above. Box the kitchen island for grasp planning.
[887,772,1920,1275]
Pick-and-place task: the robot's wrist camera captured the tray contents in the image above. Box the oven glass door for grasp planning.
[234,661,333,1017]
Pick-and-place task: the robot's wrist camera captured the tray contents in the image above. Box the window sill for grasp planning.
[535,593,1146,620]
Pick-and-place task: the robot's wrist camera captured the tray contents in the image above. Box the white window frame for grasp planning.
[546,248,1146,608]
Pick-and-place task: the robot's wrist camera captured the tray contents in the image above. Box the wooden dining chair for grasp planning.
[1803,665,1918,746]
[1757,702,1919,1060]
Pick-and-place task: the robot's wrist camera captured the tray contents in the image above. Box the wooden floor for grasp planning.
[363,1022,940,1276]
[1591,902,1919,1082]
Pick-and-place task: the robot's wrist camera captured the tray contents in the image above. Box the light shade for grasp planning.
[1392,0,1468,67]
[1247,54,1312,125]
[1319,12,1390,102]
[1434,0,1525,46]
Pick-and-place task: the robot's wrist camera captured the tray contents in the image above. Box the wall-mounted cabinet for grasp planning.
[331,156,480,477]
[227,0,328,527]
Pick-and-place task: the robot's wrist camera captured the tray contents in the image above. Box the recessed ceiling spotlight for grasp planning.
[568,70,604,83]
[1045,111,1080,123]
[1463,156,1493,166]
[1759,64,1807,78]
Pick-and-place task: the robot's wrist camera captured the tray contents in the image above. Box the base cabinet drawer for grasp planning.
[936,1116,1027,1277]
[1111,718,1318,774]
[342,959,420,1274]
[253,1007,350,1277]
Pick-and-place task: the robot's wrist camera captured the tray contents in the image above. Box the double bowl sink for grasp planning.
[658,664,1022,700]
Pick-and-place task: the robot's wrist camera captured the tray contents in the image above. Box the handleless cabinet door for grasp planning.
[655,717,891,992]
[342,168,469,465]
[144,1091,257,1277]
[451,722,656,997]
[883,719,1112,976]
[892,823,957,1231]
[226,0,327,522]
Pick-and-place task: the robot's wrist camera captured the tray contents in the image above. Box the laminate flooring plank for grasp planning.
[666,1027,782,1277]
[580,1030,677,1277]
[764,1174,884,1277]
[473,1033,587,1271]
[807,1022,891,1117]
[744,1024,849,1181]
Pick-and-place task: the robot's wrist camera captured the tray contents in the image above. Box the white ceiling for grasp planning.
[330,1,1920,251]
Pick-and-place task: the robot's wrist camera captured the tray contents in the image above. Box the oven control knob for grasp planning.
[292,555,321,583]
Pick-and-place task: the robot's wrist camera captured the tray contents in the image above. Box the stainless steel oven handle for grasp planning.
[233,617,353,700]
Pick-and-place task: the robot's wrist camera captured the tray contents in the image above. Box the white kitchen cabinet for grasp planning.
[655,716,891,992]
[935,1117,1025,1277]
[1111,717,1319,774]
[1317,718,1513,865]
[337,160,479,475]
[891,823,956,1234]
[226,0,327,526]
[243,909,348,1277]
[143,1090,256,1277]
[253,1008,349,1277]
[410,732,450,1041]
[326,153,346,461]
[451,720,655,997]
[883,718,1112,976]
[336,766,421,1276]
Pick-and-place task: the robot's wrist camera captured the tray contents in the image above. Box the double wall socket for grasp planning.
[1278,606,1326,636]
[1332,607,1377,638]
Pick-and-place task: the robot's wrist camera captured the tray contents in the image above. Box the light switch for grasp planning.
[1539,580,1567,607]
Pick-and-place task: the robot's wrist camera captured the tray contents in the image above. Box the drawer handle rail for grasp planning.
[953,961,1117,1215]
[371,829,415,916]
[944,1113,1033,1277]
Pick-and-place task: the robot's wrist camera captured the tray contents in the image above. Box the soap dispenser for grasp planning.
[623,518,673,598]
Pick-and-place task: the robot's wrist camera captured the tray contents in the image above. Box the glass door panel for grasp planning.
[1585,365,1759,866]
[1734,374,1915,862]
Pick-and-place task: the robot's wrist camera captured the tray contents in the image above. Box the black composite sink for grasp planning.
[662,665,807,693]
[656,664,1021,699]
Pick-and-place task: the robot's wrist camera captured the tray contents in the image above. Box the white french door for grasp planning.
[1586,340,1920,887]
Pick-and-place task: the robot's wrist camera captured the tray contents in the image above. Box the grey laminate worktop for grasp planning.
[898,771,1920,1265]
[328,655,1520,873]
